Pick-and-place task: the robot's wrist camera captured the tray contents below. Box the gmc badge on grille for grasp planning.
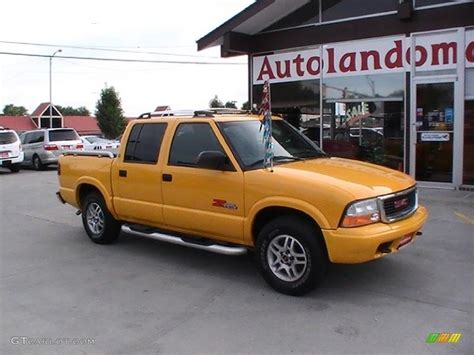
[394,197,409,209]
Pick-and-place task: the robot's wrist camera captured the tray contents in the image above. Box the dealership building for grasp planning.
[198,0,474,189]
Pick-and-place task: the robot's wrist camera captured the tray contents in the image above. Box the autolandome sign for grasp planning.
[252,29,474,84]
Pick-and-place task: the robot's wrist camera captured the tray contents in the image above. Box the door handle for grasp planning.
[119,169,127,177]
[162,173,172,182]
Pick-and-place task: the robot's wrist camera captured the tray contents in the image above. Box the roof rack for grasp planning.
[137,108,251,119]
[193,110,214,117]
[206,108,249,115]
[138,109,196,119]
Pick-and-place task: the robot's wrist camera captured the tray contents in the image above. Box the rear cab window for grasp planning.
[124,123,167,164]
[49,129,80,142]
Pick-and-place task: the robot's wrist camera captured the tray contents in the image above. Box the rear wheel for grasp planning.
[81,192,121,244]
[32,155,43,171]
[9,164,20,173]
[256,216,327,296]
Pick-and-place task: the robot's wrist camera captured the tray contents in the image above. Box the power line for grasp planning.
[0,40,219,59]
[0,51,246,65]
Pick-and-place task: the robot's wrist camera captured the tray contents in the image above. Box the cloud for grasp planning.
[0,0,253,115]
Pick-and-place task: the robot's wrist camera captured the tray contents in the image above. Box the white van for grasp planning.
[20,128,83,170]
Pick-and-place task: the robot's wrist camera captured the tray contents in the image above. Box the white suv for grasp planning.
[0,127,24,173]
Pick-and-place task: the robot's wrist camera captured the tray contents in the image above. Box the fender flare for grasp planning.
[245,196,331,244]
[75,177,118,219]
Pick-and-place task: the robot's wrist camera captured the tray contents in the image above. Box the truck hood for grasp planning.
[274,157,415,199]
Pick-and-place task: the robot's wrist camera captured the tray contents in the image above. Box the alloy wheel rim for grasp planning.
[267,234,308,282]
[86,202,105,235]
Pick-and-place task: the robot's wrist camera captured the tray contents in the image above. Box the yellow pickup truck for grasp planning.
[57,111,427,295]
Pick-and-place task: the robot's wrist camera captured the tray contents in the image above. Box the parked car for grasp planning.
[57,112,427,296]
[80,136,120,153]
[20,128,83,170]
[0,127,23,173]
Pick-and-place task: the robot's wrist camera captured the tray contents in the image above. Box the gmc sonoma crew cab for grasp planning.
[57,111,428,295]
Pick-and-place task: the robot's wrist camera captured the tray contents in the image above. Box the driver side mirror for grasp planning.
[196,151,233,171]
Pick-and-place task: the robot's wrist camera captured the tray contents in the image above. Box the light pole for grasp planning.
[49,49,62,128]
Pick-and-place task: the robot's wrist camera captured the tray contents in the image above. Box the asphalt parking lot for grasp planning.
[0,168,472,355]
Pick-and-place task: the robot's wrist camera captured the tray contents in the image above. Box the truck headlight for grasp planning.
[341,198,380,227]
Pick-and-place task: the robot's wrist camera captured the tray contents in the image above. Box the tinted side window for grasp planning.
[124,124,142,161]
[29,132,44,143]
[23,133,33,144]
[169,123,224,167]
[124,123,166,163]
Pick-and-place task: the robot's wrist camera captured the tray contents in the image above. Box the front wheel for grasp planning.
[256,216,327,296]
[81,192,121,244]
[9,164,20,173]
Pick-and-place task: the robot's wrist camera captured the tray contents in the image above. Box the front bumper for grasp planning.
[0,152,24,167]
[323,205,428,264]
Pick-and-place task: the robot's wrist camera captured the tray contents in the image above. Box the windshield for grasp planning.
[0,132,18,144]
[49,129,79,142]
[218,120,326,169]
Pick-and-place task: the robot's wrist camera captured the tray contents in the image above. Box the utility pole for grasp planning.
[49,49,62,128]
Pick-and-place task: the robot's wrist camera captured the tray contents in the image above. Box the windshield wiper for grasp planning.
[248,156,303,167]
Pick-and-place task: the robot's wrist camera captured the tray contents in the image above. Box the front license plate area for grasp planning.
[398,233,414,249]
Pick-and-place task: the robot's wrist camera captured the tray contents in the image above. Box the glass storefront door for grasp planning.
[412,81,455,183]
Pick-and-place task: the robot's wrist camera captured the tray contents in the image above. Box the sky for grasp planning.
[0,0,253,117]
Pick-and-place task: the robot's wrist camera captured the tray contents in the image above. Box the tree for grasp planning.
[95,86,127,139]
[56,105,90,116]
[209,95,224,108]
[2,104,28,116]
[224,101,237,109]
[241,101,250,110]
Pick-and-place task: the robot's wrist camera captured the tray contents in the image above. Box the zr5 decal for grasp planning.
[212,199,238,210]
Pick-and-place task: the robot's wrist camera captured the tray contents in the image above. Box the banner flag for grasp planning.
[260,80,273,170]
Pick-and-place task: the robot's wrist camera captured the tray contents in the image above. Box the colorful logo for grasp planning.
[212,199,238,210]
[426,333,462,344]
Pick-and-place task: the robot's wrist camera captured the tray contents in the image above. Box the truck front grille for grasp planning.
[379,187,418,223]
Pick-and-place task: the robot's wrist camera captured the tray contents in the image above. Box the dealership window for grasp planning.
[322,73,405,170]
[321,0,398,22]
[264,0,400,32]
[464,68,474,185]
[252,80,320,129]
[414,0,471,9]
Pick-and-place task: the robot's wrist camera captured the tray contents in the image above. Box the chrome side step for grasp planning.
[121,225,247,256]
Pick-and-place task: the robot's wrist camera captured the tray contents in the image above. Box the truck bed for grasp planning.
[58,151,115,209]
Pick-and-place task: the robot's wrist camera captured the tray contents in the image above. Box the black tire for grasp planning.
[81,192,121,244]
[32,155,44,171]
[9,164,20,173]
[256,216,327,296]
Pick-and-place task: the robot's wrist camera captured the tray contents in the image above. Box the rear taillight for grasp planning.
[76,143,84,149]
[44,144,58,151]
